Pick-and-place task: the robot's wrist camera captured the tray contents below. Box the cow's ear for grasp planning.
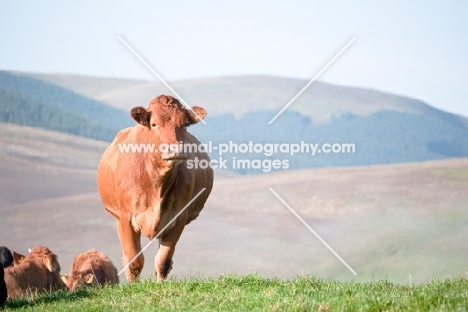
[13,251,26,265]
[61,274,69,284]
[44,258,54,272]
[186,106,207,125]
[131,106,152,128]
[85,273,94,284]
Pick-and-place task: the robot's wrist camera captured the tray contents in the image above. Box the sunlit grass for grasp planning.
[3,275,468,311]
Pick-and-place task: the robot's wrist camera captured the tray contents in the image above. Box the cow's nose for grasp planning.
[168,145,178,157]
[162,144,187,164]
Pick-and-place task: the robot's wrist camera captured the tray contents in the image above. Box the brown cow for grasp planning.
[97,95,213,282]
[61,249,119,291]
[3,246,67,299]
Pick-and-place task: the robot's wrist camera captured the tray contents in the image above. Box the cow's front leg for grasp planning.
[155,215,187,281]
[117,218,144,282]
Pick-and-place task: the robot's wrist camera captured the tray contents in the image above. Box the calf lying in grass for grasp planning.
[61,249,119,291]
[3,246,67,299]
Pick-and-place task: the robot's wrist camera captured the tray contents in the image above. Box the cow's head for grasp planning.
[27,246,67,290]
[61,272,95,291]
[27,247,60,272]
[131,95,206,165]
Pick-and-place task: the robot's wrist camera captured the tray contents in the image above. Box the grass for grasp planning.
[2,275,468,311]
[429,168,468,180]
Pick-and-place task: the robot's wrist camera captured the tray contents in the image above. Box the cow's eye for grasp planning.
[151,123,158,128]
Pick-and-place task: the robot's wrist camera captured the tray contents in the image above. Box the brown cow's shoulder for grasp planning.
[114,127,133,142]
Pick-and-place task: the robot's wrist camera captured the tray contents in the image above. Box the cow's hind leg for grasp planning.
[155,216,186,281]
[117,219,144,282]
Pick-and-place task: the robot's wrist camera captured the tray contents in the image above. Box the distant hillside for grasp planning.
[0,122,107,171]
[0,71,133,141]
[24,73,468,127]
[188,109,468,173]
[6,71,468,173]
[0,86,118,141]
[24,72,145,99]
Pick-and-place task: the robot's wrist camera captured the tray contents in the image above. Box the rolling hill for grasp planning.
[24,72,468,127]
[0,123,467,283]
[0,71,133,141]
[3,71,465,173]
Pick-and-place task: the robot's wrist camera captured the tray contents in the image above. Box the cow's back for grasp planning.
[64,249,119,291]
[72,250,119,286]
[4,263,49,299]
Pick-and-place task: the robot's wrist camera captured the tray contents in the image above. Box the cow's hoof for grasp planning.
[122,258,142,283]
[156,260,173,281]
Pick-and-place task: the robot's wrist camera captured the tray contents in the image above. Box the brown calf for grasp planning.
[61,249,119,291]
[3,246,67,299]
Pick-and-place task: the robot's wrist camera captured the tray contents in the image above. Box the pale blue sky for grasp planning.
[1,1,467,117]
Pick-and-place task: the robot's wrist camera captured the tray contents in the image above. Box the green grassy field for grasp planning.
[3,275,468,311]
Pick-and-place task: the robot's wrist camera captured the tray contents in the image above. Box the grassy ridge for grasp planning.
[3,275,468,311]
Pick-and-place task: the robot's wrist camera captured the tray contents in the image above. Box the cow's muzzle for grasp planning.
[163,154,187,165]
[162,144,187,165]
